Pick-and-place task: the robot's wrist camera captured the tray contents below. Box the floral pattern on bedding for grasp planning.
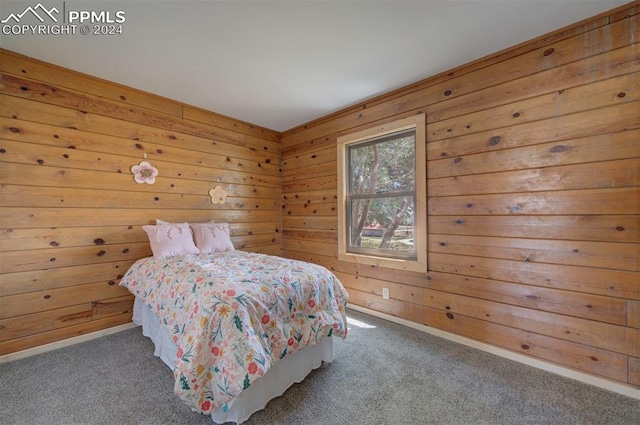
[120,250,348,414]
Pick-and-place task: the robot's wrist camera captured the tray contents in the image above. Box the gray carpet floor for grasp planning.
[1,309,639,424]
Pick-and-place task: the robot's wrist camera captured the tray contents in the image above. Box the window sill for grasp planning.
[338,251,427,273]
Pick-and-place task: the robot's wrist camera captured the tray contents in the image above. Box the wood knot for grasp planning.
[0,149,5,153]
[455,219,464,225]
[135,143,143,149]
[44,294,51,299]
[443,90,452,96]
[9,127,20,133]
[50,241,59,247]
[521,344,530,350]
[121,248,129,254]
[97,250,106,256]
[108,281,116,286]
[439,242,446,246]
[446,312,454,319]
[512,112,520,118]
[120,95,127,101]
[549,145,569,153]
[94,238,105,245]
[543,47,555,56]
[616,92,626,98]
[37,159,44,165]
[615,226,625,231]
[488,136,502,146]
[453,157,462,164]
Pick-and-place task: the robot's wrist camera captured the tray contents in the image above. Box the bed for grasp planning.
[119,221,349,424]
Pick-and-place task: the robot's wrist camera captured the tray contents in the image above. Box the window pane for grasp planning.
[349,131,415,196]
[348,196,415,257]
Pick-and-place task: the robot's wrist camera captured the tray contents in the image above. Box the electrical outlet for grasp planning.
[382,287,390,300]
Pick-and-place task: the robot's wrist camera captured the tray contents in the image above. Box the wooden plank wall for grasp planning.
[0,50,282,355]
[281,4,639,388]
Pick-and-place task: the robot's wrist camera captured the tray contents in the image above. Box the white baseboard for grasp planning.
[0,322,139,364]
[347,304,640,400]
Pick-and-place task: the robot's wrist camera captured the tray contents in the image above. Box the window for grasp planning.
[337,114,426,273]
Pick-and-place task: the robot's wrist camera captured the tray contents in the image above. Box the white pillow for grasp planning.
[142,223,199,259]
[190,222,235,253]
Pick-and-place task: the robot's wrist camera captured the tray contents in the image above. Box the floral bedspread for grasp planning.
[119,250,349,415]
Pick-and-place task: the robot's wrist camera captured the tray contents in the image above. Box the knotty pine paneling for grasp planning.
[281,3,639,388]
[0,49,282,354]
[282,16,639,151]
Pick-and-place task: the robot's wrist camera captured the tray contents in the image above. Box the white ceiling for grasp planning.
[0,0,630,132]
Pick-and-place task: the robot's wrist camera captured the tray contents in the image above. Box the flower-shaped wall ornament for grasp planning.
[209,185,227,205]
[131,161,158,184]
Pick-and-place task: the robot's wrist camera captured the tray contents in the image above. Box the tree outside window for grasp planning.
[347,129,416,259]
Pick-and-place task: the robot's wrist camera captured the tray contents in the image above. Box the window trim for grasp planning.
[337,114,427,273]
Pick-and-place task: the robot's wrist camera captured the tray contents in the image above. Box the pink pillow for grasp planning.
[156,218,215,225]
[142,223,200,259]
[190,222,235,253]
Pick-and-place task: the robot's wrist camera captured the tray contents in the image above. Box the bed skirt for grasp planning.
[132,297,334,424]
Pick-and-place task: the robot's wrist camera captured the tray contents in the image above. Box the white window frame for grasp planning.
[337,114,427,273]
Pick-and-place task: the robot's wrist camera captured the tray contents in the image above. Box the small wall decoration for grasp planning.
[209,185,227,205]
[131,158,158,185]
